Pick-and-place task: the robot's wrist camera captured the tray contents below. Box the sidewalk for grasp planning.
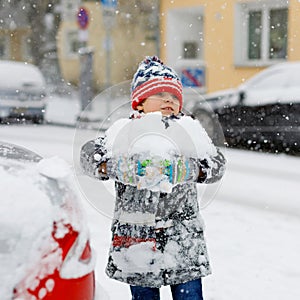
[45,92,131,130]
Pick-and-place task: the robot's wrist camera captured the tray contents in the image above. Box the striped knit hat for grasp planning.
[131,56,183,111]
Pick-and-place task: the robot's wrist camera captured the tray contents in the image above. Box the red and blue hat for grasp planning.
[131,56,183,110]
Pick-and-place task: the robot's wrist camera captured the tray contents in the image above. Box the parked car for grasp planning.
[0,142,96,300]
[0,61,47,124]
[192,61,300,154]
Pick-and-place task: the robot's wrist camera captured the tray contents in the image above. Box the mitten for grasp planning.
[106,155,199,187]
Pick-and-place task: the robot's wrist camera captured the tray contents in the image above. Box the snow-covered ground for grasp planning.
[0,95,300,299]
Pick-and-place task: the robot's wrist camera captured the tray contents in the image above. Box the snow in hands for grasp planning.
[98,112,217,192]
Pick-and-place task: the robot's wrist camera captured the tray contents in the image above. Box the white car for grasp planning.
[201,61,300,107]
[192,61,300,154]
[0,60,47,124]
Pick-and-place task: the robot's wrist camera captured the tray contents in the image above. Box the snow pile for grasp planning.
[37,156,71,179]
[0,159,54,300]
[105,112,215,159]
[112,241,161,274]
[104,112,216,192]
[45,94,81,125]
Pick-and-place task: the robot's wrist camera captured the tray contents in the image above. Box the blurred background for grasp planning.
[1,0,300,155]
[2,0,299,95]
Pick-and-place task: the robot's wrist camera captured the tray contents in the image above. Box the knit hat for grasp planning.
[131,56,183,111]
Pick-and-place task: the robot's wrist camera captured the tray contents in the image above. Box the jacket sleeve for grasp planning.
[80,137,109,180]
[196,147,226,184]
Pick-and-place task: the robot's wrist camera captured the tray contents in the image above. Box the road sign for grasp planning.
[100,0,118,8]
[180,67,205,88]
[77,7,89,30]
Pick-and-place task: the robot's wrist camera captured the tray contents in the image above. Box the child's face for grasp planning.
[136,92,180,116]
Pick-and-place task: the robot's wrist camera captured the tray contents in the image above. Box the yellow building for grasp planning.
[57,0,300,94]
[57,0,159,90]
[0,6,32,63]
[160,0,300,93]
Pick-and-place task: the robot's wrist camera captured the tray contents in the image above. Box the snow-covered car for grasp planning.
[192,61,300,154]
[0,61,47,124]
[0,142,96,300]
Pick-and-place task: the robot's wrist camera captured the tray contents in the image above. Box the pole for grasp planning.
[79,47,94,112]
[101,0,117,118]
[105,28,111,118]
[105,27,112,89]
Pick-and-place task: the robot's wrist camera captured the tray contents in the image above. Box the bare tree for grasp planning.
[0,0,63,90]
[24,0,61,66]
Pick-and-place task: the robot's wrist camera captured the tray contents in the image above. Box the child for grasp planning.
[80,56,226,299]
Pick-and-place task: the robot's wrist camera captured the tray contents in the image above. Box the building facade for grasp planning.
[0,1,32,62]
[2,0,300,95]
[57,0,159,90]
[160,0,300,93]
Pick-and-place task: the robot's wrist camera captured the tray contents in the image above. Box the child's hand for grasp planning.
[105,155,199,190]
[98,162,107,175]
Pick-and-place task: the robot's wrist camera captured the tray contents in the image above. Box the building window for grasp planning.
[0,35,10,59]
[66,30,81,57]
[269,8,288,59]
[61,0,80,21]
[166,7,204,67]
[248,11,262,60]
[183,41,198,59]
[235,1,288,66]
[21,35,33,62]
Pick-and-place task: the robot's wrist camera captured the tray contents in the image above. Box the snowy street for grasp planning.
[1,123,299,300]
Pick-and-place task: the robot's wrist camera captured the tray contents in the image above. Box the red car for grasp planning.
[0,142,96,300]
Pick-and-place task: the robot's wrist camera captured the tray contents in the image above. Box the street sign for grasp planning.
[77,7,89,30]
[180,67,205,88]
[100,0,118,29]
[100,0,118,8]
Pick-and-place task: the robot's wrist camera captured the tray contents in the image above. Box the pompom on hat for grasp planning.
[131,56,183,111]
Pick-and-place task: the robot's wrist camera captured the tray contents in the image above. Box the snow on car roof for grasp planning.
[243,61,300,88]
[0,60,46,91]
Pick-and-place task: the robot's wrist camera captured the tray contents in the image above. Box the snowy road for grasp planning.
[1,124,300,300]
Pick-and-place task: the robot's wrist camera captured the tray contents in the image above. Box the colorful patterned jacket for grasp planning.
[80,113,226,288]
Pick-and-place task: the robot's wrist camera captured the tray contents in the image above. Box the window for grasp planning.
[248,11,262,60]
[21,35,33,61]
[235,1,288,66]
[66,30,82,57]
[269,8,288,60]
[167,7,204,66]
[183,41,198,59]
[61,0,80,21]
[0,35,10,59]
